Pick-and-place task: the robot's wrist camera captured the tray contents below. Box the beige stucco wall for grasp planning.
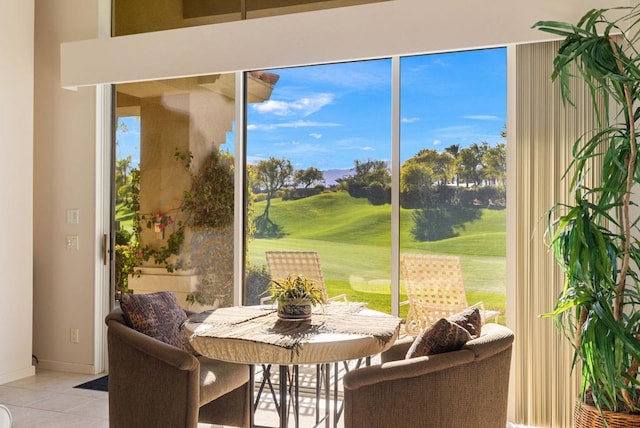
[32,0,104,374]
[0,0,35,384]
[61,0,624,89]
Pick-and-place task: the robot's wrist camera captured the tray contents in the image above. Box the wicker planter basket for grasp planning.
[574,398,640,427]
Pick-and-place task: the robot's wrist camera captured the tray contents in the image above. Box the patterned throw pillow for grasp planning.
[448,307,482,339]
[406,318,471,358]
[119,291,197,355]
[405,308,482,358]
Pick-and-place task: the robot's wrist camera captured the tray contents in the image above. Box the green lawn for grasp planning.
[115,203,134,231]
[249,191,506,319]
[118,190,507,320]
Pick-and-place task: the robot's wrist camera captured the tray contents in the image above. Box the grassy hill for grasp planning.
[117,190,506,317]
[249,191,506,317]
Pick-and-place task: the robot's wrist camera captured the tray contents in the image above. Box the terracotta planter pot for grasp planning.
[574,398,640,427]
[277,298,312,320]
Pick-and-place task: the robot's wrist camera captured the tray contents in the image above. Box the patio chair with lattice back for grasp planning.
[263,251,347,304]
[400,253,500,335]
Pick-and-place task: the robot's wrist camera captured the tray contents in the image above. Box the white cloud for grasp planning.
[462,114,501,121]
[309,133,323,139]
[253,93,334,117]
[433,140,442,146]
[401,117,420,123]
[247,120,341,131]
[361,146,375,151]
[277,141,333,156]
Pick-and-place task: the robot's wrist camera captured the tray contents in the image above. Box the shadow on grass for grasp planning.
[411,206,482,241]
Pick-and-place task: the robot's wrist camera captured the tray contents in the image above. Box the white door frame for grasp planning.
[94,83,113,374]
[93,0,113,375]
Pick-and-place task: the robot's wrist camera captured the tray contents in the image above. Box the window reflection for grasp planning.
[113,0,389,36]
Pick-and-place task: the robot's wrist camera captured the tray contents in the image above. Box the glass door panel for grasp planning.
[399,49,507,323]
[244,60,393,313]
[114,74,240,310]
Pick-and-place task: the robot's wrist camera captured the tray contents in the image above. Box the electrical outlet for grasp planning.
[70,328,79,344]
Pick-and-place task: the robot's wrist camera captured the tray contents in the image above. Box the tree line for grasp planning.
[250,142,506,234]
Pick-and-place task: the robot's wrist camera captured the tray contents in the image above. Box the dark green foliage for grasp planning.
[115,228,132,245]
[282,186,324,200]
[367,181,391,205]
[182,150,234,229]
[476,186,505,207]
[338,159,391,205]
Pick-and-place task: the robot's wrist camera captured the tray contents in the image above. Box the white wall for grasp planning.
[32,0,103,374]
[0,0,35,384]
[61,0,619,88]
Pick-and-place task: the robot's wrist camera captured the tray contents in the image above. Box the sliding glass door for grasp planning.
[110,50,506,319]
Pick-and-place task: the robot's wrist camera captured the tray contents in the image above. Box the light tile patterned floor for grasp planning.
[1,366,528,427]
[0,370,109,428]
[0,367,340,428]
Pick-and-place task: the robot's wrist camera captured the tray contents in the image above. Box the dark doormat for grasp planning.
[74,375,108,392]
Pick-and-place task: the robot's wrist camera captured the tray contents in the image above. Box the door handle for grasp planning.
[103,234,109,266]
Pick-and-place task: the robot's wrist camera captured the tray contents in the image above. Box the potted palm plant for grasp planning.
[267,274,323,320]
[534,5,640,425]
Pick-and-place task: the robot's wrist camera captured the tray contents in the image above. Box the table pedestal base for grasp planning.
[250,363,331,428]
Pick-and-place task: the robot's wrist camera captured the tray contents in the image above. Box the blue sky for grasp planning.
[118,47,506,171]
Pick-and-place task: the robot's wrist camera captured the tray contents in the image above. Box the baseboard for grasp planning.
[0,365,36,385]
[36,359,96,375]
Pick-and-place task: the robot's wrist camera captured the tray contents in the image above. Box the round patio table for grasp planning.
[183,303,401,428]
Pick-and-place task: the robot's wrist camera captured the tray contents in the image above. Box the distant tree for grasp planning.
[444,144,460,186]
[253,157,294,234]
[294,167,324,189]
[115,155,134,205]
[444,144,460,158]
[400,161,434,208]
[411,149,452,185]
[338,159,391,204]
[456,143,487,187]
[353,159,390,184]
[500,124,507,139]
[483,143,506,186]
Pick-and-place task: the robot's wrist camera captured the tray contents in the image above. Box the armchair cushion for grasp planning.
[198,356,250,405]
[406,308,481,358]
[119,291,197,355]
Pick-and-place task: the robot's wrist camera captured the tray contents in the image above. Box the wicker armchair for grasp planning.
[264,251,347,304]
[342,323,514,428]
[106,308,251,428]
[400,253,500,335]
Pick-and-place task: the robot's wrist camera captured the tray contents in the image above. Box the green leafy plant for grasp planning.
[178,149,235,230]
[266,274,323,306]
[534,5,640,415]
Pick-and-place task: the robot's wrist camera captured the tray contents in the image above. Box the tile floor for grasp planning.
[0,367,338,428]
[1,367,531,427]
[0,370,109,428]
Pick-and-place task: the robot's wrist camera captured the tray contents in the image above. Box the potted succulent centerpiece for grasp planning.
[535,6,640,425]
[267,274,323,320]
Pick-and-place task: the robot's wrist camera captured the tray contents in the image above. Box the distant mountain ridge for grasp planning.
[321,168,354,186]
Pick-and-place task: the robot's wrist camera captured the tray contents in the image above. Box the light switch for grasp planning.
[66,209,80,224]
[66,235,79,250]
